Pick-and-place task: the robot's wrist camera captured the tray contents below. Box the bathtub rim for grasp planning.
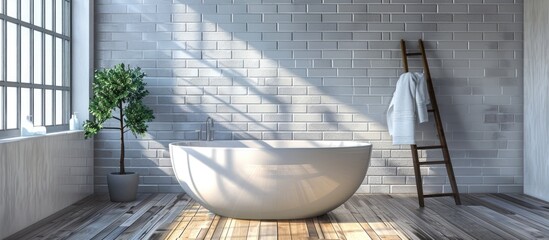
[169,140,372,151]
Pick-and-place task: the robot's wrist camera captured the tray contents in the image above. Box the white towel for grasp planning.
[387,72,430,145]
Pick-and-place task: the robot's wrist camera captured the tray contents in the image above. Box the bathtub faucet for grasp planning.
[205,117,214,141]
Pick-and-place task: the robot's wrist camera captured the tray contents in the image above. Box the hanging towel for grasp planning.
[387,72,430,145]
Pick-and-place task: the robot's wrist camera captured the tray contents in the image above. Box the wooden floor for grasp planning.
[7,193,549,240]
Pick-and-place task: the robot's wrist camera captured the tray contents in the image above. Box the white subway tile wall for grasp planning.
[94,0,523,194]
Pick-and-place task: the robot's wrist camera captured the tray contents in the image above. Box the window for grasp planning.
[0,0,71,138]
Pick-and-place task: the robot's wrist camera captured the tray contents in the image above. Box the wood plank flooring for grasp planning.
[6,193,549,240]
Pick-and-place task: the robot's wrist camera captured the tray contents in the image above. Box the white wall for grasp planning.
[94,1,524,194]
[72,0,94,122]
[0,132,93,239]
[524,0,549,202]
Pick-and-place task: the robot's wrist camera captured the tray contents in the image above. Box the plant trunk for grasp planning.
[119,102,125,174]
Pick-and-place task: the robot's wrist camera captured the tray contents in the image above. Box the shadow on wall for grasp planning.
[95,3,454,192]
[94,1,523,193]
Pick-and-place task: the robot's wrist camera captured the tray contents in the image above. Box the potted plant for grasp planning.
[83,63,154,202]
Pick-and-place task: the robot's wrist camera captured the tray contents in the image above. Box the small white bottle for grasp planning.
[21,115,34,136]
[69,112,80,130]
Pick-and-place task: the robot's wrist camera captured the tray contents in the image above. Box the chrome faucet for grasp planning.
[205,117,214,141]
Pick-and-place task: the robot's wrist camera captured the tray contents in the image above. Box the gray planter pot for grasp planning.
[107,172,139,202]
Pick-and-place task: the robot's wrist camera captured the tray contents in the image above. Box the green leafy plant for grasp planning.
[84,63,154,174]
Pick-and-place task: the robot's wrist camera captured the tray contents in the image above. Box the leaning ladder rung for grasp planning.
[401,39,461,207]
[419,160,446,165]
[423,193,455,198]
[416,145,442,150]
[406,52,422,56]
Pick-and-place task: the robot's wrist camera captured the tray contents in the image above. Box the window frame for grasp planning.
[0,0,72,138]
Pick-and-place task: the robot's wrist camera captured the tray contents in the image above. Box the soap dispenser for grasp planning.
[69,112,80,130]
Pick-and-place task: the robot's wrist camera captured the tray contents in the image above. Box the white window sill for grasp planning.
[0,130,85,144]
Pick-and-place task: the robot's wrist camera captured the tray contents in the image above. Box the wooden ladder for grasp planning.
[399,39,461,207]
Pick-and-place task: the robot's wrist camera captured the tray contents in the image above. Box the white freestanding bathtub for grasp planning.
[169,140,372,220]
